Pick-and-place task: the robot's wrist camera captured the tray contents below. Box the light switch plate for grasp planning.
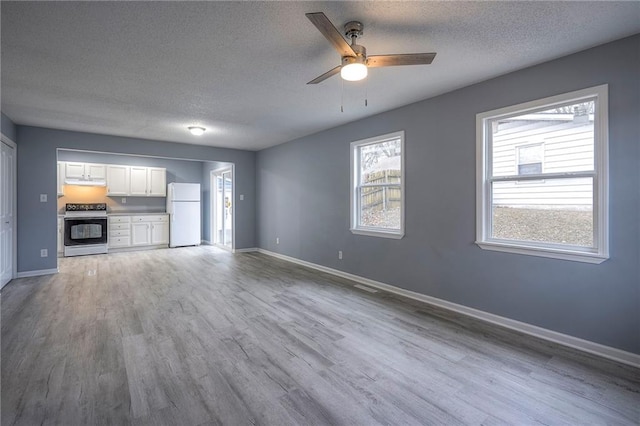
[240,194,244,201]
[40,194,47,202]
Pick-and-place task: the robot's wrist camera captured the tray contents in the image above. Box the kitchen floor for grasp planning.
[2,247,639,425]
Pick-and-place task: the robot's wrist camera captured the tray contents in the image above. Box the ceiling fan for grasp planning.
[306,12,437,85]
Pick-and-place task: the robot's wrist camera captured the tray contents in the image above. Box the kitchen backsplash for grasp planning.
[57,185,166,214]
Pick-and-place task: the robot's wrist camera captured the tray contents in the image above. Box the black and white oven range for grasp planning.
[63,203,108,257]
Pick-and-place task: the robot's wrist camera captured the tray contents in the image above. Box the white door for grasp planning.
[211,168,233,249]
[1,140,15,288]
[221,171,233,247]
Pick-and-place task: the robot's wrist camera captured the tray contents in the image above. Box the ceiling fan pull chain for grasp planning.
[365,78,368,107]
[341,78,344,113]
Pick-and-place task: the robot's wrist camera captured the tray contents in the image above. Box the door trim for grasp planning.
[1,133,17,289]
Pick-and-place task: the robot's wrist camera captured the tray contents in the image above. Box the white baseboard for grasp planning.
[16,268,59,278]
[257,249,640,368]
[234,247,258,253]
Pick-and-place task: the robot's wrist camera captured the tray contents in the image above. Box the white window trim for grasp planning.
[350,130,405,239]
[476,85,609,264]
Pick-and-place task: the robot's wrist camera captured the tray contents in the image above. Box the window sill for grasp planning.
[351,228,404,240]
[476,240,608,264]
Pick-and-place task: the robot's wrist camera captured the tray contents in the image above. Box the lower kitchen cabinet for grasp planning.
[150,220,169,245]
[108,216,131,248]
[57,217,64,255]
[108,214,168,251]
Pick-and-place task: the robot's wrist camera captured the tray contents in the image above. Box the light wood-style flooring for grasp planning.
[2,247,639,425]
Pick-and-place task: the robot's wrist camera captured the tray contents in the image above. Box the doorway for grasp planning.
[1,137,17,289]
[211,167,234,250]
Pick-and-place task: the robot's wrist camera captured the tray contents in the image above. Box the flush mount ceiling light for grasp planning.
[188,126,206,136]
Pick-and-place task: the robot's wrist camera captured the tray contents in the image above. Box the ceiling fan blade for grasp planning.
[307,65,342,84]
[306,12,356,58]
[366,53,437,68]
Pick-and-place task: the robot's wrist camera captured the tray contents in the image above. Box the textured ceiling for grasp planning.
[2,1,639,151]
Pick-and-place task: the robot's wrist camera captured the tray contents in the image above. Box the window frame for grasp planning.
[476,85,609,263]
[350,130,405,239]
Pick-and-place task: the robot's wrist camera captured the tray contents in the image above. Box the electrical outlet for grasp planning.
[121,197,127,204]
[40,249,48,257]
[338,250,343,260]
[276,237,280,245]
[40,194,47,202]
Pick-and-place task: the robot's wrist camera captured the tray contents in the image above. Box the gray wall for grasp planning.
[1,112,17,141]
[256,35,640,354]
[17,127,256,272]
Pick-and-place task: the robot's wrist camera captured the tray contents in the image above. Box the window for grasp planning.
[517,143,543,175]
[350,131,404,239]
[476,85,608,263]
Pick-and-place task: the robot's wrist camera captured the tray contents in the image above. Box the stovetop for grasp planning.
[65,203,107,212]
[64,203,108,218]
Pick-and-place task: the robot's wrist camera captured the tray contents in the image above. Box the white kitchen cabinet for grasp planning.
[57,217,64,255]
[129,167,148,196]
[57,162,65,196]
[108,216,131,248]
[86,163,106,180]
[129,167,166,197]
[61,160,165,197]
[110,214,168,250]
[131,222,151,246]
[65,162,106,180]
[148,168,166,197]
[64,162,85,179]
[150,220,169,245]
[106,165,130,196]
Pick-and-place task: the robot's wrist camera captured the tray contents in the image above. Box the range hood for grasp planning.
[64,178,107,187]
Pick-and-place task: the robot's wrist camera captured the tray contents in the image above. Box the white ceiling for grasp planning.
[2,2,639,151]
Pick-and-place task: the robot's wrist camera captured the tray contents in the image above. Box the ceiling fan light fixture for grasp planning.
[341,62,368,81]
[188,126,206,136]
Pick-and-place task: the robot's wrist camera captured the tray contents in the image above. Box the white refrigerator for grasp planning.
[167,183,201,248]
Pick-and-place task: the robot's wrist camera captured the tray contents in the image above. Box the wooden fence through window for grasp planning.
[362,170,401,212]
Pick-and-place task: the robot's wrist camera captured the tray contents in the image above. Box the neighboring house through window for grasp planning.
[350,131,405,239]
[476,85,608,263]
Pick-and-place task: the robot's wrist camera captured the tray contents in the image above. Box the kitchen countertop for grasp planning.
[108,212,168,216]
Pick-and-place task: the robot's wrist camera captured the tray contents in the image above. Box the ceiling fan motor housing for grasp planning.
[344,21,364,39]
[343,44,367,66]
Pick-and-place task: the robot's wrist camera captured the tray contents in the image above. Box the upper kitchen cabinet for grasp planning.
[130,166,166,197]
[106,165,130,196]
[61,160,166,197]
[148,167,166,197]
[57,161,65,196]
[65,162,106,180]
